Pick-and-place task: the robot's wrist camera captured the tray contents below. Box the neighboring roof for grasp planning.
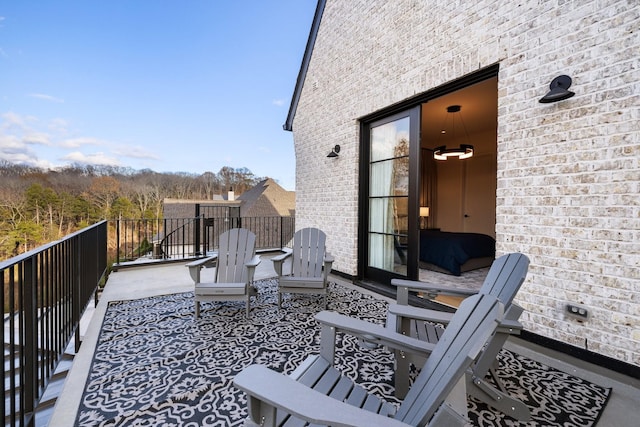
[283,0,326,132]
[238,178,295,217]
[163,198,240,206]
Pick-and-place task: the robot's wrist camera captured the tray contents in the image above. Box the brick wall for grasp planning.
[292,0,639,364]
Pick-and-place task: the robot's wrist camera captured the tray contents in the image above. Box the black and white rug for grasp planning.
[77,279,610,426]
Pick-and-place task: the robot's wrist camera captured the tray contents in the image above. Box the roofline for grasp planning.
[283,0,327,132]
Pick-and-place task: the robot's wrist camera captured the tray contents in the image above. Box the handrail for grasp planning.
[2,221,107,427]
[111,216,295,267]
[159,216,203,258]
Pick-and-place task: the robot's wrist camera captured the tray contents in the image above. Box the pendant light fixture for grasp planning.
[433,105,474,160]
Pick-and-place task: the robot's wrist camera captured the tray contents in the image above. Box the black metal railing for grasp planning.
[112,216,295,266]
[2,221,107,427]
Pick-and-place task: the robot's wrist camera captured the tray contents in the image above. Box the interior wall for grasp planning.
[420,79,498,237]
[424,127,497,236]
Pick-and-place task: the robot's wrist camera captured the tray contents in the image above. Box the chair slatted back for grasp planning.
[395,293,503,426]
[291,228,326,278]
[480,253,529,307]
[215,228,256,283]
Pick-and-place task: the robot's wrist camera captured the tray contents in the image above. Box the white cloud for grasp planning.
[0,113,52,168]
[61,151,121,166]
[48,118,69,134]
[113,145,159,160]
[28,93,65,103]
[60,137,102,148]
[1,111,34,130]
[272,99,286,107]
[23,132,50,145]
[0,134,54,168]
[0,134,25,151]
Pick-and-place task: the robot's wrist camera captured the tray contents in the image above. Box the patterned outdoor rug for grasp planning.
[77,279,610,426]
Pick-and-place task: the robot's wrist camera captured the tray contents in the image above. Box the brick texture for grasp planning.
[292,0,639,365]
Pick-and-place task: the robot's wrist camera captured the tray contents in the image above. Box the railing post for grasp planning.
[194,208,201,256]
[115,219,120,264]
[23,256,37,423]
[74,234,82,353]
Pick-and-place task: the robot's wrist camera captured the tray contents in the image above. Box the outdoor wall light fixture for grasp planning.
[327,144,340,158]
[539,75,575,103]
[433,105,474,160]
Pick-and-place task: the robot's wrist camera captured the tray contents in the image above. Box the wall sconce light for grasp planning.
[419,206,430,229]
[539,75,575,103]
[433,105,474,160]
[327,144,340,158]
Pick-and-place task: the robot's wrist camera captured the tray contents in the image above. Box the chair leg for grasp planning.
[277,291,282,309]
[195,301,200,318]
[466,372,531,421]
[394,349,410,399]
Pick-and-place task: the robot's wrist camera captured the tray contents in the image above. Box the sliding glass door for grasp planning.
[363,107,420,283]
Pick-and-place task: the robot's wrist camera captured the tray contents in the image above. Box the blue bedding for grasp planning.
[419,229,495,276]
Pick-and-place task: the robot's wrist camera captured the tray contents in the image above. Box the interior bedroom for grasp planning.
[417,77,498,290]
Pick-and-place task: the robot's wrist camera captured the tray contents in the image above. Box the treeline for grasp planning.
[0,161,263,260]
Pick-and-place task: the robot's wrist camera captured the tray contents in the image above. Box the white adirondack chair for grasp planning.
[272,227,334,309]
[234,293,504,427]
[186,228,261,318]
[388,252,530,420]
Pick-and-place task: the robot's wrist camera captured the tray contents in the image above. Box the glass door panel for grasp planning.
[368,116,410,275]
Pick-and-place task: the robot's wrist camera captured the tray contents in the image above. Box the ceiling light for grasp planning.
[433,105,474,160]
[433,144,474,160]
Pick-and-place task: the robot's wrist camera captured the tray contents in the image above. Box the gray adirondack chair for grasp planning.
[233,293,504,427]
[388,252,530,421]
[272,227,334,308]
[185,228,261,318]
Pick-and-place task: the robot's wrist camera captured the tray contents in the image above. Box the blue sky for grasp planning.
[0,1,318,190]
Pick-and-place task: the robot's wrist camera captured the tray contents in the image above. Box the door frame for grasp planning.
[357,65,499,284]
[359,107,421,284]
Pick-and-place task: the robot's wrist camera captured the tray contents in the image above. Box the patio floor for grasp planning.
[49,253,640,426]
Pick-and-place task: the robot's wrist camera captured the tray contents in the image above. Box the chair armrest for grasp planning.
[271,249,293,276]
[245,255,261,283]
[388,303,455,325]
[185,254,218,268]
[497,318,523,334]
[322,253,334,282]
[245,255,261,269]
[315,311,435,356]
[391,278,477,305]
[271,248,292,262]
[186,254,218,283]
[388,303,523,335]
[234,365,409,427]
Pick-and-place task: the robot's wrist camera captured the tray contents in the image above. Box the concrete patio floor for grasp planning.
[49,253,640,426]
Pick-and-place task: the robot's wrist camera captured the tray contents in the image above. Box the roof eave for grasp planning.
[283,0,327,132]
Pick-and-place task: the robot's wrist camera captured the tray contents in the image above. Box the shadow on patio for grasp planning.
[49,254,639,426]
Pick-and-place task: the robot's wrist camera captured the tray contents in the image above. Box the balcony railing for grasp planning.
[2,221,107,427]
[112,216,295,266]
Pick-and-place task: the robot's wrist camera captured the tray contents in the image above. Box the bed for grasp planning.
[419,229,496,276]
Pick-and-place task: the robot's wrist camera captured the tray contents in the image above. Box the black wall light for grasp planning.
[539,75,575,103]
[327,144,340,158]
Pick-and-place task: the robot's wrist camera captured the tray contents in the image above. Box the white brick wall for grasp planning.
[292,0,639,365]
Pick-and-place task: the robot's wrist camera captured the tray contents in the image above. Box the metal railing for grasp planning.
[112,216,295,266]
[2,221,107,427]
